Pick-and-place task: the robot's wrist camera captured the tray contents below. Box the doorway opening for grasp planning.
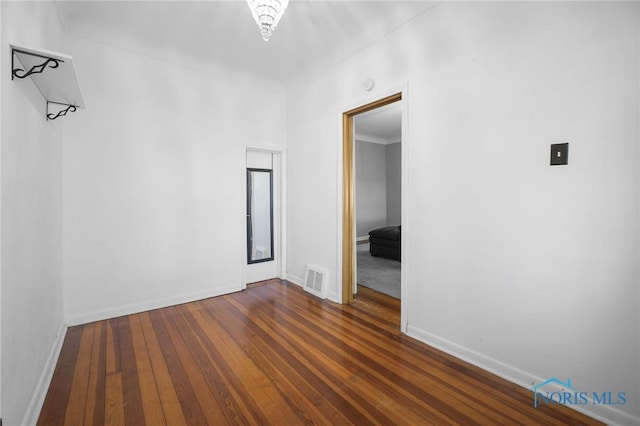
[354,102,402,301]
[342,92,402,308]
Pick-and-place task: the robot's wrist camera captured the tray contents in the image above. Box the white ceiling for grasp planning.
[54,0,441,89]
[354,101,402,144]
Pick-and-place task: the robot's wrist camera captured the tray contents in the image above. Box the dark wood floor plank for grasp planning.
[138,312,188,426]
[112,316,146,426]
[106,320,121,374]
[39,280,603,426]
[129,314,167,425]
[104,321,125,425]
[91,322,107,426]
[148,309,210,425]
[37,326,83,425]
[83,322,102,425]
[104,373,125,426]
[63,322,95,425]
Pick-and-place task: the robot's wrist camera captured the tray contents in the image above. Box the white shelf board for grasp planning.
[11,43,86,109]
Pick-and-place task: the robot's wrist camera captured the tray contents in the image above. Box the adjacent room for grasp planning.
[354,101,402,300]
[1,1,639,425]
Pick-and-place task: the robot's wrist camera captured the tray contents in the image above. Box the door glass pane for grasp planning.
[247,169,274,264]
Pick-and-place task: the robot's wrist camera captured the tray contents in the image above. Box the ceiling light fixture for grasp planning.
[246,0,289,42]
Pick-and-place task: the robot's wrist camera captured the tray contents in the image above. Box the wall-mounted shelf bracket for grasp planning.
[11,48,64,80]
[47,101,77,121]
[10,43,86,120]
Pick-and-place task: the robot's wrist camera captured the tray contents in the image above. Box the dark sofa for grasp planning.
[369,225,401,261]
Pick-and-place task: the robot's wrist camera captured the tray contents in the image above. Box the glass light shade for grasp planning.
[246,0,289,41]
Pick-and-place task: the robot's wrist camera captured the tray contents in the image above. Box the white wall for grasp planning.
[1,2,66,424]
[355,140,387,237]
[287,2,639,423]
[385,142,401,226]
[62,34,286,324]
[355,140,402,236]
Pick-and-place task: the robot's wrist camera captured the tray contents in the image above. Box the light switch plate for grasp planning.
[550,143,569,166]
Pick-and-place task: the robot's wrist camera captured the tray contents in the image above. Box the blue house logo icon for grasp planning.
[531,378,574,408]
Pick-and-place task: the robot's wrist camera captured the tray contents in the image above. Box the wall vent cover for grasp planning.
[304,264,329,299]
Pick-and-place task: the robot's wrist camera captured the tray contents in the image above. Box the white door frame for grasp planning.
[241,147,287,288]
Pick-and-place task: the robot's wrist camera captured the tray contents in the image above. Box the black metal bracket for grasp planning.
[47,101,77,121]
[11,48,63,80]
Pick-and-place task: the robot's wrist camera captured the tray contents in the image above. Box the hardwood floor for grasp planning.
[39,280,601,425]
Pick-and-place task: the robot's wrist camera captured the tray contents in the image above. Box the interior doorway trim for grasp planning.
[341,92,402,304]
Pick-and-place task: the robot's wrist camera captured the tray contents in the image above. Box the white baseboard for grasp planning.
[286,273,304,287]
[327,290,339,303]
[407,325,640,426]
[23,320,68,426]
[66,284,241,326]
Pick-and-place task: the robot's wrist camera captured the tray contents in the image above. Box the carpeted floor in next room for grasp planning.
[357,243,401,299]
